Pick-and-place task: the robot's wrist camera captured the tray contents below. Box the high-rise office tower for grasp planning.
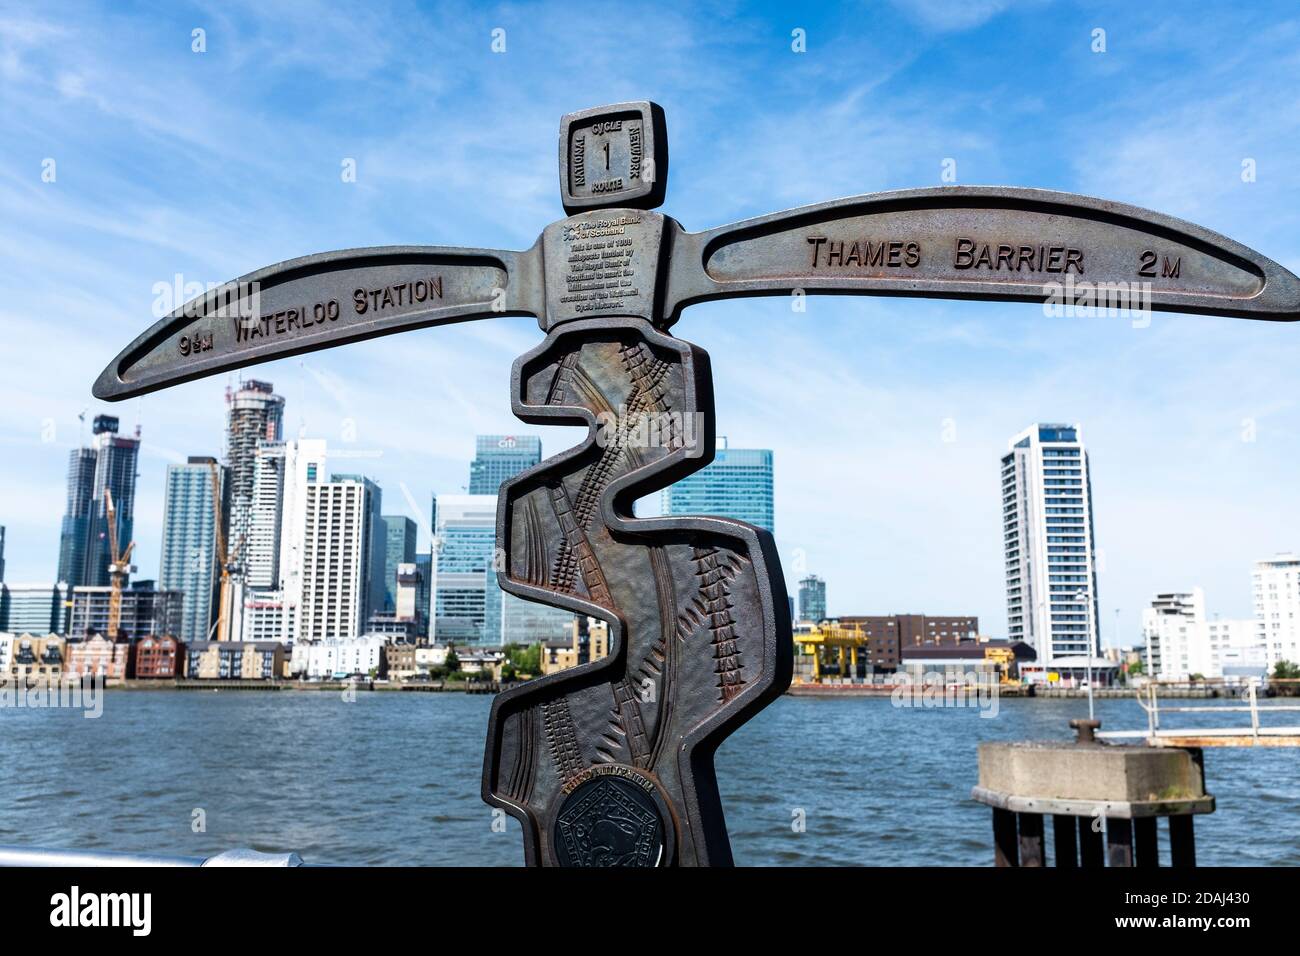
[468,435,541,494]
[277,439,329,643]
[0,525,6,582]
[0,583,68,634]
[224,380,284,564]
[415,552,432,637]
[383,516,417,612]
[661,440,774,533]
[57,447,98,590]
[1253,553,1300,671]
[297,476,372,642]
[83,416,141,589]
[431,494,497,644]
[798,575,826,623]
[1001,423,1100,668]
[158,457,224,643]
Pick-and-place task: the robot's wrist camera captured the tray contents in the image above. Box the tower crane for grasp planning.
[208,461,239,642]
[103,487,136,641]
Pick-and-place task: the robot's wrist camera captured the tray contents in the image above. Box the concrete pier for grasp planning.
[971,720,1213,867]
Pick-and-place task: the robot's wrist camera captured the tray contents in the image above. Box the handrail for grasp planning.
[1131,679,1300,741]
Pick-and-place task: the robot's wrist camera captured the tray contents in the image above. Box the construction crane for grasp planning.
[208,461,239,642]
[103,487,136,641]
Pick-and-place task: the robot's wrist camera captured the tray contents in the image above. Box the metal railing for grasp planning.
[1098,679,1300,744]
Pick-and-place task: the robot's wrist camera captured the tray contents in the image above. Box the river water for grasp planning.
[0,691,1295,866]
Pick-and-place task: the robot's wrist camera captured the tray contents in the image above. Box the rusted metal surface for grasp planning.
[92,100,1300,866]
[482,317,790,866]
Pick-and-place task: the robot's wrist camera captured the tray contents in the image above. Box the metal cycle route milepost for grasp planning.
[95,101,1300,867]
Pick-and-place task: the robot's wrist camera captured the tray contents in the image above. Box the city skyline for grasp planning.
[8,393,1295,656]
[3,4,1299,645]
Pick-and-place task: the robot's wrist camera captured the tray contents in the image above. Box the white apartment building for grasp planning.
[1142,589,1206,680]
[1253,553,1300,670]
[1142,588,1263,680]
[241,589,285,643]
[277,439,328,642]
[290,634,387,679]
[1206,618,1265,676]
[297,477,370,642]
[1001,423,1100,671]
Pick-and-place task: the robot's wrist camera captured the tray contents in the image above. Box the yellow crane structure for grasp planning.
[103,487,136,641]
[208,461,239,642]
[793,622,871,682]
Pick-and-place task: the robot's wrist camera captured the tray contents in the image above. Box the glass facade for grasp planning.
[468,435,542,495]
[57,447,97,590]
[432,495,498,644]
[0,583,66,634]
[159,459,222,643]
[382,515,417,612]
[661,446,774,533]
[483,568,575,646]
[798,575,826,622]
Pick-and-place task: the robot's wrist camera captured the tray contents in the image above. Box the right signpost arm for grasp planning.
[660,186,1300,325]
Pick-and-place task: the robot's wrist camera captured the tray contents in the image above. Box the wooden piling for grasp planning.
[1017,812,1044,867]
[1169,814,1196,867]
[992,807,1018,867]
[1105,818,1133,867]
[1052,814,1077,867]
[1134,817,1158,867]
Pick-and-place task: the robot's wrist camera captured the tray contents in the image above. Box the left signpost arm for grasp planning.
[93,243,544,401]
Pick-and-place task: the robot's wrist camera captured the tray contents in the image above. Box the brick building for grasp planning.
[837,614,980,672]
[64,635,131,682]
[134,635,185,679]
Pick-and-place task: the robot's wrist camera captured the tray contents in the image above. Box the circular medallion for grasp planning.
[552,769,670,867]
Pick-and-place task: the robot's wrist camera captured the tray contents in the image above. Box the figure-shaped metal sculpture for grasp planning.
[95,101,1300,867]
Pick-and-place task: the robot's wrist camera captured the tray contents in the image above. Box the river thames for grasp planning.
[0,691,1295,866]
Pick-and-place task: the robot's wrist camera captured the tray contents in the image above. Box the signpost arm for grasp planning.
[93,243,543,402]
[660,186,1300,326]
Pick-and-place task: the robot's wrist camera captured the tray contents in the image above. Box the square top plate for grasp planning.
[559,101,667,215]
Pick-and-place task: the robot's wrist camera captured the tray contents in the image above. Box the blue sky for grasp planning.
[1,1,1298,644]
